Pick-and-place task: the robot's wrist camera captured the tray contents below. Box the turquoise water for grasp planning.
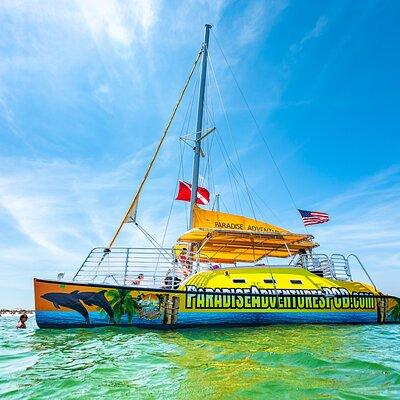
[1,316,399,399]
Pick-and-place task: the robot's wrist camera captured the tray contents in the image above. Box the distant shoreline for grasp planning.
[0,310,34,317]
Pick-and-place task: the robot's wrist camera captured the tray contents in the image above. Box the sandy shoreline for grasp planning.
[0,311,34,317]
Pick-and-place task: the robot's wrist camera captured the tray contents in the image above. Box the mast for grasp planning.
[189,24,211,229]
[215,193,220,211]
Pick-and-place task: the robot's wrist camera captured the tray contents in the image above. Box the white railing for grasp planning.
[71,249,376,288]
[73,247,212,288]
[298,253,353,281]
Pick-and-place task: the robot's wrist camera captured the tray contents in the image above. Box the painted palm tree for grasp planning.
[106,289,140,324]
[388,298,400,322]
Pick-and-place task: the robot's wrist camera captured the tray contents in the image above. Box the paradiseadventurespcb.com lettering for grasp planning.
[185,285,376,311]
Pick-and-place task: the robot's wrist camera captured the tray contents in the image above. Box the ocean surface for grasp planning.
[1,316,399,399]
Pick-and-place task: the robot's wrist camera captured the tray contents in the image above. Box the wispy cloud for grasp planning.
[235,0,288,46]
[0,151,186,261]
[77,0,159,49]
[306,166,400,295]
[290,15,328,53]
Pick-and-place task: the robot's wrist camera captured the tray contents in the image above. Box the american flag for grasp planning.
[298,209,329,226]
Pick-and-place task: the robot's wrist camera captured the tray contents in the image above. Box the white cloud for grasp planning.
[290,15,328,53]
[236,0,288,46]
[0,150,185,264]
[307,166,400,295]
[77,0,159,47]
[303,16,328,42]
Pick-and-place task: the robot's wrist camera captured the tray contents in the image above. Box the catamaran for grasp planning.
[34,25,399,329]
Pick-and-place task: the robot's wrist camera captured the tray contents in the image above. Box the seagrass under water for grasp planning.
[1,316,399,399]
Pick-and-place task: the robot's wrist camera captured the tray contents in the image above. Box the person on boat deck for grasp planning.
[131,273,144,286]
[163,267,182,289]
[296,249,307,267]
[179,248,191,277]
[16,313,28,329]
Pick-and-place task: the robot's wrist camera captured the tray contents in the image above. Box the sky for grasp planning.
[0,0,399,308]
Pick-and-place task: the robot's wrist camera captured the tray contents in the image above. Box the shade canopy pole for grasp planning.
[189,24,212,229]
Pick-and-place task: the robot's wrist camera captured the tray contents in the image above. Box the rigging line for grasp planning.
[135,223,164,252]
[211,30,308,233]
[205,80,216,200]
[108,49,203,247]
[214,129,244,215]
[206,74,218,200]
[186,55,203,140]
[160,138,186,247]
[251,186,284,225]
[201,69,209,186]
[144,56,200,250]
[180,61,201,140]
[200,110,280,223]
[220,197,229,213]
[206,128,278,223]
[202,92,216,198]
[211,124,270,221]
[206,115,217,200]
[208,51,258,222]
[206,107,258,216]
[202,106,240,211]
[204,109,265,221]
[153,141,186,281]
[180,55,201,232]
[206,65,269,220]
[135,223,172,266]
[204,102,261,218]
[214,128,245,214]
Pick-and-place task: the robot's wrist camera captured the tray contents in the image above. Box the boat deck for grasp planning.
[70,247,363,289]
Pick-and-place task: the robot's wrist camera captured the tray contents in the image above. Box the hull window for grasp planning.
[232,279,246,284]
[264,279,276,284]
[290,279,303,285]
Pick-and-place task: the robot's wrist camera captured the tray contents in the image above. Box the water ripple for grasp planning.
[0,317,399,399]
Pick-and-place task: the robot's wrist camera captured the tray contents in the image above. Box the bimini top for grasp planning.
[176,206,318,263]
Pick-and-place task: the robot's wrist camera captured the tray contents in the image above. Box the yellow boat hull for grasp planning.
[34,268,400,328]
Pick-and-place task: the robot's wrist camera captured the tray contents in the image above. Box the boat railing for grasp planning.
[331,254,353,281]
[72,247,212,288]
[347,254,376,291]
[298,253,353,281]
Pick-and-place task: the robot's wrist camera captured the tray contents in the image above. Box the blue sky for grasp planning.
[1,0,399,308]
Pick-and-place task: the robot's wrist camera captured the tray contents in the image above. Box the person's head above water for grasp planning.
[20,313,28,322]
[16,313,28,329]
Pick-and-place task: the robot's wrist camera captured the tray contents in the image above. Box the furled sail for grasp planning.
[192,205,288,234]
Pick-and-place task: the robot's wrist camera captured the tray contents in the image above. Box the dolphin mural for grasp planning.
[75,290,115,324]
[41,291,90,324]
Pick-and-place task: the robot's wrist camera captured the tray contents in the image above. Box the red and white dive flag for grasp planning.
[298,209,329,226]
[176,180,210,205]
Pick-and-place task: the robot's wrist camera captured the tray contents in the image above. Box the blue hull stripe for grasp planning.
[35,310,377,329]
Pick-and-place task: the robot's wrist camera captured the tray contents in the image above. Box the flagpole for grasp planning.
[189,24,211,229]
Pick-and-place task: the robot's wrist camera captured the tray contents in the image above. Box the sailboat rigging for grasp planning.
[33,25,400,329]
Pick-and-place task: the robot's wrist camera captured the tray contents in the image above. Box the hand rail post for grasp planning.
[347,254,377,291]
[123,248,130,285]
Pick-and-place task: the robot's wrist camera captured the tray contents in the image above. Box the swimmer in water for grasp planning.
[16,313,28,329]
